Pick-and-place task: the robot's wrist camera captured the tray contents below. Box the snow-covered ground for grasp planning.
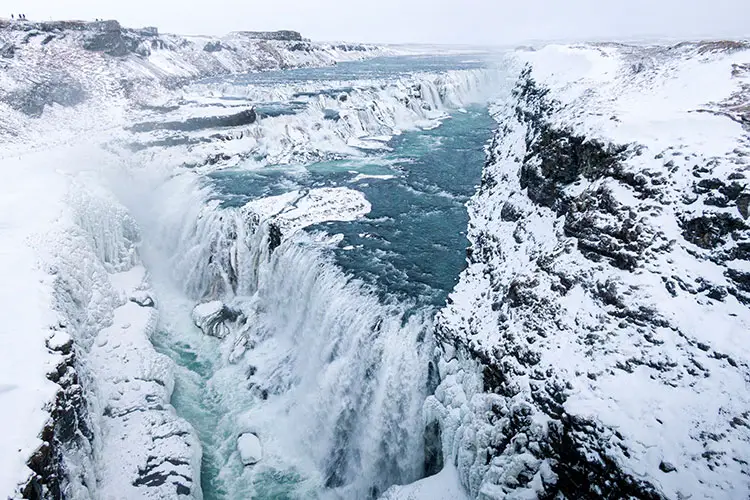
[432,41,750,499]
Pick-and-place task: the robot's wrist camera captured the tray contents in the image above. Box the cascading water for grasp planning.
[114,54,502,499]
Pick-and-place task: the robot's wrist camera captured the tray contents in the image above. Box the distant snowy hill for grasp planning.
[430,41,750,499]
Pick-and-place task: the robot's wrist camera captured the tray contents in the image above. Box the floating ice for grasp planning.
[237,433,262,466]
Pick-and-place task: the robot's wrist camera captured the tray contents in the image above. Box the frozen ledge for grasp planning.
[89,266,201,498]
[244,186,371,235]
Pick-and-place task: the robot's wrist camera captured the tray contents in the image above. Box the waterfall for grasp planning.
[125,170,437,498]
[105,62,504,499]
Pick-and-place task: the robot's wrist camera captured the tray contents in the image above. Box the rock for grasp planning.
[134,42,151,57]
[203,41,223,52]
[1,42,16,58]
[130,290,155,308]
[681,213,746,249]
[659,461,676,473]
[138,26,158,37]
[235,30,303,41]
[7,74,87,117]
[737,189,750,219]
[130,108,257,133]
[83,27,140,57]
[192,301,239,338]
[268,223,282,252]
[46,331,73,355]
[237,433,262,465]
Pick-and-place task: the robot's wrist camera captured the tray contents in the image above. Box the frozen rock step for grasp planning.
[237,433,262,466]
[191,300,240,339]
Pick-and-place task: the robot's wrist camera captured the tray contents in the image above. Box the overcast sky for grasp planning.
[7,0,750,45]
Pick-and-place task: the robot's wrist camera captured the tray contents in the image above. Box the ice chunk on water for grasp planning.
[237,433,262,466]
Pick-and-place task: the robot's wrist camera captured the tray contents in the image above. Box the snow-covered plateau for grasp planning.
[1,13,749,500]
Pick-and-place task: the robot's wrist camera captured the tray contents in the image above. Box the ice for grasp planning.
[237,433,262,466]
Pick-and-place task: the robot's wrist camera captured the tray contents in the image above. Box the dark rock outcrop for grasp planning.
[83,20,141,57]
[203,41,223,52]
[129,108,257,133]
[22,328,92,500]
[7,74,87,117]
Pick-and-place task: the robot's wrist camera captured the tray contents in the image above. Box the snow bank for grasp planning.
[380,466,469,500]
[244,187,372,235]
[0,146,72,498]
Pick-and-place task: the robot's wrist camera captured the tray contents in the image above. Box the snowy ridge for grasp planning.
[431,42,750,499]
[36,170,201,499]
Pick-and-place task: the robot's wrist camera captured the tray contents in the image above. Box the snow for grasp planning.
[88,266,201,498]
[237,433,262,466]
[0,147,69,498]
[192,300,224,321]
[244,187,372,235]
[380,466,469,500]
[192,300,231,338]
[46,331,72,351]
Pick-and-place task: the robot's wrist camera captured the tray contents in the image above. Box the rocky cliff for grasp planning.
[429,42,750,499]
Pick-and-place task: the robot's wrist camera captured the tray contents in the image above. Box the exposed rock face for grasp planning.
[129,108,257,133]
[83,20,141,57]
[430,43,750,499]
[6,74,87,117]
[22,327,91,500]
[203,40,223,52]
[1,42,15,58]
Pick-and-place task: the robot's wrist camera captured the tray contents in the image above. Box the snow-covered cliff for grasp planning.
[430,41,750,499]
